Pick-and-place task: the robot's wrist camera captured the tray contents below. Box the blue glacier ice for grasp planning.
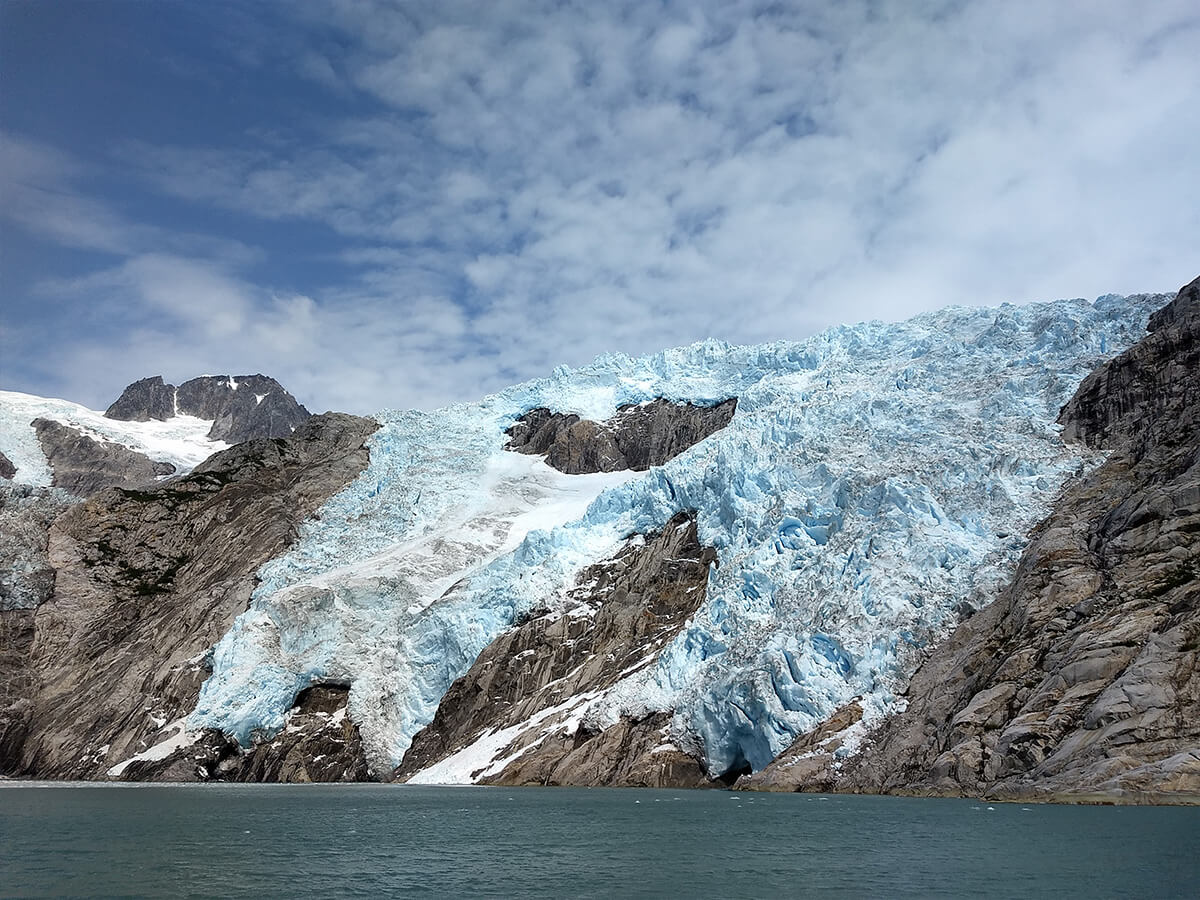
[189,292,1166,776]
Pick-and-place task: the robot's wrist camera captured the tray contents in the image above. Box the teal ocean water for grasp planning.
[0,784,1196,898]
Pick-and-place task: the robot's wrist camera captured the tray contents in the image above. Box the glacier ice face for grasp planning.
[190,293,1166,776]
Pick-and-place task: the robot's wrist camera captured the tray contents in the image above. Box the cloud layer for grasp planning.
[3,1,1198,413]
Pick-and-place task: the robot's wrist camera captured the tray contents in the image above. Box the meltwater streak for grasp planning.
[1,785,1197,899]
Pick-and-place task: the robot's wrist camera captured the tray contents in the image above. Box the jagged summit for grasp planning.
[106,373,310,443]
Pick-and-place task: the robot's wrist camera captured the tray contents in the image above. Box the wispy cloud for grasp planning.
[4,1,1199,413]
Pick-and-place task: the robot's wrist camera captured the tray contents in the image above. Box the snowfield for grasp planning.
[190,292,1164,778]
[0,390,227,485]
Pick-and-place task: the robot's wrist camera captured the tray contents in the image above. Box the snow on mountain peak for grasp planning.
[190,292,1166,777]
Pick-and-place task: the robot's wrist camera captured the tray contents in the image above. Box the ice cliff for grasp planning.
[190,294,1164,778]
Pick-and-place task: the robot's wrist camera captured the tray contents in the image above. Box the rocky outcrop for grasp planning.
[744,278,1200,802]
[395,512,718,787]
[104,376,177,422]
[2,412,378,779]
[0,484,74,765]
[105,374,311,444]
[0,451,16,480]
[118,686,371,783]
[505,398,737,474]
[32,418,176,497]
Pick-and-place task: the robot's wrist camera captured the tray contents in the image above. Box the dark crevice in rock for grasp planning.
[395,511,718,787]
[505,397,737,474]
[106,374,311,444]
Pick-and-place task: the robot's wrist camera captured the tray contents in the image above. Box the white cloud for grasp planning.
[5,1,1199,414]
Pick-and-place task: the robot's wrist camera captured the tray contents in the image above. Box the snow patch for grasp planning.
[106,719,197,777]
[0,390,228,485]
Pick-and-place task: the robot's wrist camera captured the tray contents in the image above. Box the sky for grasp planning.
[2,1,1198,415]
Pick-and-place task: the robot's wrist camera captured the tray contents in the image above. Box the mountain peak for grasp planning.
[105,374,311,443]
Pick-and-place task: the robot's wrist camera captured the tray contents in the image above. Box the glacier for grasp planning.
[189,293,1164,777]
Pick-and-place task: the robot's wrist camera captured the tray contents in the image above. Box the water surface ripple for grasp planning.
[1,784,1196,898]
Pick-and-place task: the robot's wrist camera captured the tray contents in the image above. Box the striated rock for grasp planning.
[0,485,76,769]
[747,278,1200,802]
[505,397,737,474]
[3,412,378,779]
[105,373,311,444]
[120,686,371,783]
[396,512,718,787]
[1059,275,1200,457]
[32,418,176,497]
[0,451,16,480]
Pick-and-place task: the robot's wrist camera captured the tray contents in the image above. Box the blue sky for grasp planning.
[2,1,1198,414]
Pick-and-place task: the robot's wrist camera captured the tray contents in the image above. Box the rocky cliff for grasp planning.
[32,418,177,497]
[0,413,377,779]
[743,276,1200,802]
[106,374,310,443]
[396,512,718,787]
[505,398,737,474]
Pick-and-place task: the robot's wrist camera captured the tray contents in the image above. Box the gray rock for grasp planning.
[0,484,73,770]
[506,397,737,473]
[0,451,16,480]
[395,512,718,787]
[1,412,378,779]
[103,376,177,422]
[105,373,311,444]
[121,686,372,783]
[32,418,176,497]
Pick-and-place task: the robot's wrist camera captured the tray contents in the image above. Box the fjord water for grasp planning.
[1,785,1195,898]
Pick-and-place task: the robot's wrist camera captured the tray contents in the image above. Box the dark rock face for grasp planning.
[120,687,372,783]
[1,412,378,779]
[395,512,718,787]
[1059,275,1200,457]
[744,279,1200,802]
[505,397,737,474]
[105,374,311,444]
[103,376,177,422]
[32,418,176,498]
[0,451,16,480]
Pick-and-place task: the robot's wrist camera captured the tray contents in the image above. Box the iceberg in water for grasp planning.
[190,292,1163,776]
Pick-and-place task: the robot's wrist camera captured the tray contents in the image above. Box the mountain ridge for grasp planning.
[1,284,1195,802]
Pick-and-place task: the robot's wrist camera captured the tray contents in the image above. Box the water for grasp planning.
[0,785,1196,898]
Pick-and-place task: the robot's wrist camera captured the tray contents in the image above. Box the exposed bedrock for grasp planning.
[744,277,1200,802]
[0,484,74,765]
[32,418,177,498]
[1,413,378,779]
[119,686,372,783]
[505,397,737,474]
[395,512,719,787]
[105,373,311,443]
[0,450,16,480]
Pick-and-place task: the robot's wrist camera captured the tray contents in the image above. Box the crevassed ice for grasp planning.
[190,293,1164,776]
